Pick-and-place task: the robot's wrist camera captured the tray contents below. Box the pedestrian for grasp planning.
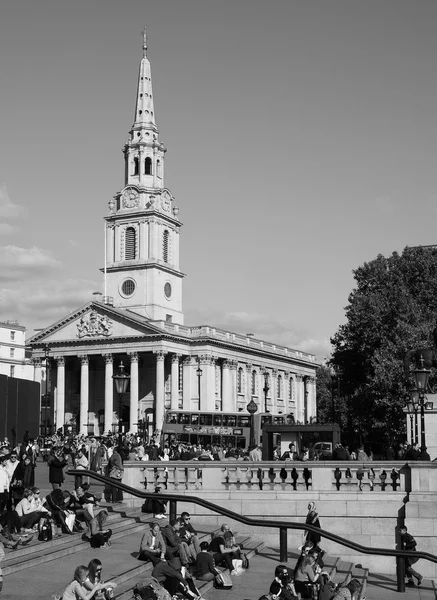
[107,447,124,503]
[48,448,67,490]
[305,502,322,551]
[400,526,423,587]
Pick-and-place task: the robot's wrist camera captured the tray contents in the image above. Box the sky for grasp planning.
[1,0,437,362]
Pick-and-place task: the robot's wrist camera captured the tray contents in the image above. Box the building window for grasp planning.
[277,374,283,398]
[125,227,136,260]
[166,314,173,322]
[121,278,136,297]
[163,230,170,263]
[10,348,14,359]
[10,331,15,341]
[133,156,139,175]
[289,377,293,400]
[237,367,244,394]
[10,365,15,377]
[251,370,257,395]
[145,157,152,175]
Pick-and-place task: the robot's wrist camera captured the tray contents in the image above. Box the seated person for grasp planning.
[44,488,74,534]
[138,522,166,565]
[30,487,51,516]
[208,524,240,574]
[194,541,221,581]
[61,564,111,600]
[332,579,361,600]
[294,555,320,598]
[152,559,199,600]
[141,487,167,519]
[63,489,93,530]
[162,518,193,567]
[15,488,44,530]
[83,558,117,599]
[74,485,99,518]
[268,565,298,600]
[180,512,201,557]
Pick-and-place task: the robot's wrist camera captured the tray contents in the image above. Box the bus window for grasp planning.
[189,434,199,444]
[223,415,237,426]
[178,413,190,425]
[222,435,236,448]
[179,434,189,443]
[213,415,222,426]
[237,437,246,449]
[166,413,177,424]
[212,435,221,445]
[199,414,212,426]
[274,417,284,425]
[237,416,250,427]
[198,434,212,446]
[191,414,199,425]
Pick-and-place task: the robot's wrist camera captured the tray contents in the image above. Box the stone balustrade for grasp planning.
[121,461,410,494]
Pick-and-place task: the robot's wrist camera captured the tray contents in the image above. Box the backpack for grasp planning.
[38,517,53,542]
[214,571,233,589]
[241,553,250,570]
[134,577,172,600]
[90,529,112,548]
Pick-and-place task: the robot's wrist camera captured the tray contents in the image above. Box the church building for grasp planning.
[28,30,318,441]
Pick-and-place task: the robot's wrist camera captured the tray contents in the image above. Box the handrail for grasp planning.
[68,469,437,564]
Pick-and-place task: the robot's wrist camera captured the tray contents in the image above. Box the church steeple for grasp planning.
[103,29,184,325]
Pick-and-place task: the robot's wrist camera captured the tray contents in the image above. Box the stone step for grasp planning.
[112,537,264,600]
[3,507,150,565]
[3,513,152,575]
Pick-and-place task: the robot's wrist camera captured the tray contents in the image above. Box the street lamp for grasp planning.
[412,355,431,453]
[247,398,258,449]
[196,357,203,408]
[112,361,130,446]
[263,371,270,418]
[407,390,419,445]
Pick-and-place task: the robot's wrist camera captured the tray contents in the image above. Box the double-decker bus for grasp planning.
[162,410,283,449]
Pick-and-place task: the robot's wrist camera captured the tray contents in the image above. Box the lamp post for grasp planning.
[247,398,258,449]
[263,371,270,419]
[408,390,419,445]
[196,357,203,409]
[112,361,130,447]
[413,355,431,453]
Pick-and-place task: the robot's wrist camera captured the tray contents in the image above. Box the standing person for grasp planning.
[0,455,10,513]
[138,522,166,564]
[281,443,299,461]
[0,541,4,596]
[400,526,423,587]
[74,451,89,489]
[293,555,320,598]
[305,502,322,551]
[90,442,106,473]
[107,447,124,503]
[48,448,67,490]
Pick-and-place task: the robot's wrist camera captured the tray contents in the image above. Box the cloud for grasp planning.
[184,307,332,362]
[0,246,62,281]
[0,277,97,334]
[0,183,27,220]
[0,223,18,236]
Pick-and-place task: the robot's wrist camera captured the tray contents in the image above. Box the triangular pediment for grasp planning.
[28,302,165,345]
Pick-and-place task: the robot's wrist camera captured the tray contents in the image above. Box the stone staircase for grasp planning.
[1,506,386,600]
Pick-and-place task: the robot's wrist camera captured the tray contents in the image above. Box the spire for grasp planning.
[131,27,157,135]
[142,26,147,58]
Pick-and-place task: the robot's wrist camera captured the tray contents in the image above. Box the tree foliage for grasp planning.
[330,246,437,444]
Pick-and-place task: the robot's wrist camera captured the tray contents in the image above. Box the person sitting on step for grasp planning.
[138,522,166,565]
[162,518,192,567]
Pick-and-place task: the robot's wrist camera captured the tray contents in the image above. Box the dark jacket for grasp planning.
[152,560,185,584]
[48,454,67,484]
[194,552,218,578]
[162,525,183,556]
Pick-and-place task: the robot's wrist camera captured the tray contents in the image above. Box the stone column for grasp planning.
[154,351,167,437]
[128,352,139,432]
[171,354,181,410]
[271,369,278,413]
[295,374,304,423]
[106,224,114,264]
[230,361,238,412]
[306,376,316,422]
[79,355,89,435]
[246,363,253,401]
[102,354,114,435]
[33,358,42,384]
[199,355,216,411]
[182,357,193,409]
[139,220,148,260]
[55,357,65,431]
[222,360,232,412]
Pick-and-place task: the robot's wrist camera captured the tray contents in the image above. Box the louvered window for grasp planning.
[125,227,136,260]
[145,157,152,175]
[163,230,170,263]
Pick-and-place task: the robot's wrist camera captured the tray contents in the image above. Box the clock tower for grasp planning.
[103,28,184,324]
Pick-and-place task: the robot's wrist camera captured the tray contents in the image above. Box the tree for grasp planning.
[330,246,437,445]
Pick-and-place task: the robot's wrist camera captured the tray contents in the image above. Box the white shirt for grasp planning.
[0,466,9,492]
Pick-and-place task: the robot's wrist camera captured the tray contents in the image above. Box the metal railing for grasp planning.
[69,469,437,593]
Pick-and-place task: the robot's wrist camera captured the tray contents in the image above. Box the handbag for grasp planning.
[109,466,123,479]
[64,510,76,533]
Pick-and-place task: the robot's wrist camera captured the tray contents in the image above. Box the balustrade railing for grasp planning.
[127,461,409,493]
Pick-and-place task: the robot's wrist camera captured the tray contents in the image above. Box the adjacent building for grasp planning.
[28,29,319,439]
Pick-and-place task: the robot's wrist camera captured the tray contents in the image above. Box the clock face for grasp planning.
[121,188,140,209]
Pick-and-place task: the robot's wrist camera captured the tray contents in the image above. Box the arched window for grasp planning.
[145,157,152,175]
[237,367,244,393]
[251,370,257,395]
[125,227,136,260]
[163,230,170,263]
[133,157,139,175]
[289,377,294,400]
[277,375,283,398]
